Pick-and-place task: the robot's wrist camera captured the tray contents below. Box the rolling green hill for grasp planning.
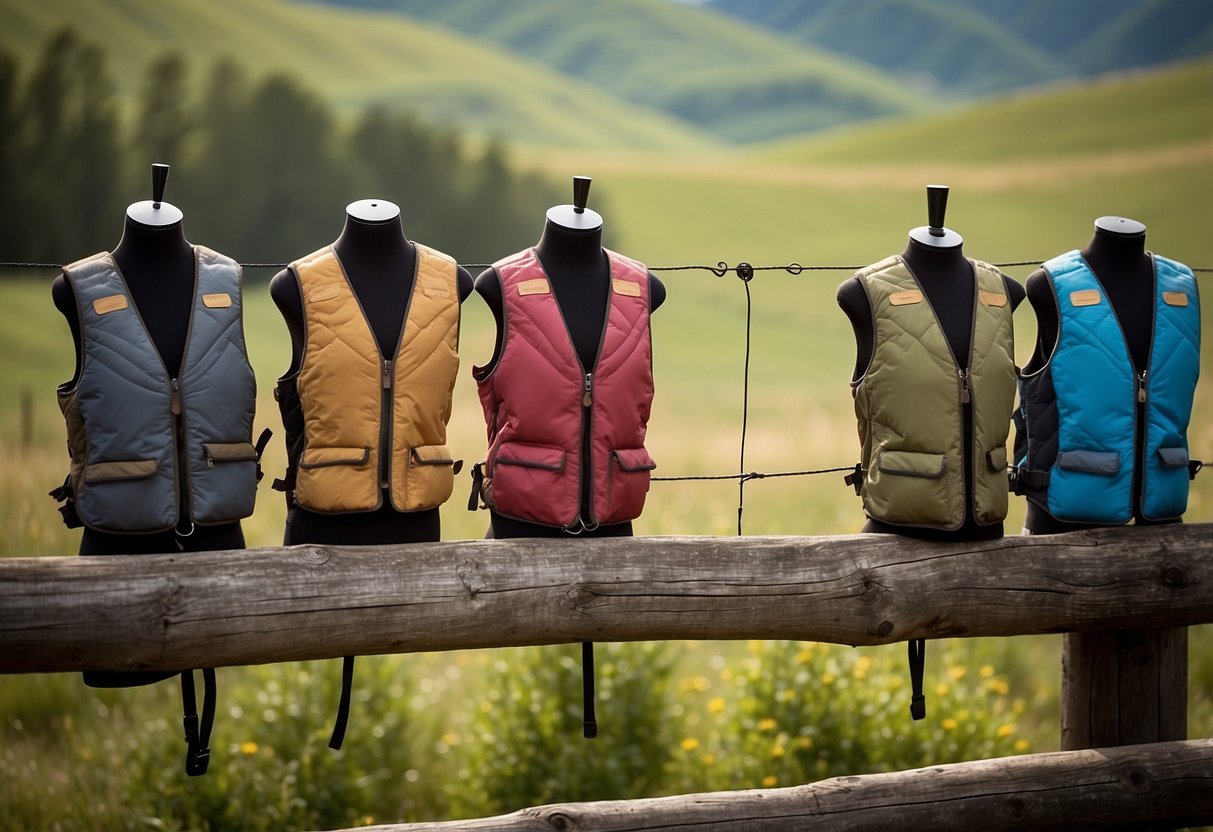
[712,0,1069,94]
[0,0,718,151]
[753,58,1213,165]
[324,0,934,143]
[713,0,1213,93]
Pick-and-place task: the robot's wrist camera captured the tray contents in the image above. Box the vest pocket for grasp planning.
[605,447,656,524]
[299,446,371,469]
[1157,447,1189,468]
[401,444,456,510]
[84,459,158,483]
[487,441,571,525]
[203,441,257,466]
[1057,450,1120,476]
[869,450,952,526]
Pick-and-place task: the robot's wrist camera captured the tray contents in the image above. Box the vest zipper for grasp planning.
[579,371,597,531]
[1136,370,1148,404]
[171,377,193,534]
[1133,368,1148,518]
[381,359,393,490]
[958,368,972,404]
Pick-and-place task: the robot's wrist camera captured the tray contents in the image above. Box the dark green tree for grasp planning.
[135,51,193,169]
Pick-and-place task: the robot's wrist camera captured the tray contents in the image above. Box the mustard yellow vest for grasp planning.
[292,244,459,513]
[853,256,1016,530]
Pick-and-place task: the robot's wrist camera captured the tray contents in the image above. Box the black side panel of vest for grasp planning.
[1017,371,1060,503]
[276,377,305,478]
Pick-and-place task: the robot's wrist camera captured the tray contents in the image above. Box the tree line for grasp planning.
[0,28,566,269]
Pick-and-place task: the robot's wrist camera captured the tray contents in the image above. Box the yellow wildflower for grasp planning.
[941,718,958,731]
[772,742,785,758]
[701,753,716,766]
[997,723,1017,738]
[947,665,967,681]
[935,682,950,697]
[240,741,258,755]
[795,648,813,664]
[708,697,726,715]
[680,737,700,752]
[985,678,1010,695]
[762,775,778,788]
[980,664,995,678]
[1013,739,1030,753]
[822,672,836,686]
[798,735,814,749]
[758,718,777,731]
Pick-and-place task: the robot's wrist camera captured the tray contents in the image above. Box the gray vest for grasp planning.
[58,246,258,533]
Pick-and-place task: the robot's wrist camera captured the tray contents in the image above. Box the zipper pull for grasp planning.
[583,373,593,408]
[382,359,393,390]
[1137,370,1147,403]
[958,369,971,404]
[170,379,183,415]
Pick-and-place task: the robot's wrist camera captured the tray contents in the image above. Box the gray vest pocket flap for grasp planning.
[877,450,947,479]
[1157,447,1189,468]
[203,441,258,464]
[986,446,1008,472]
[300,446,371,469]
[84,459,158,483]
[1057,450,1120,475]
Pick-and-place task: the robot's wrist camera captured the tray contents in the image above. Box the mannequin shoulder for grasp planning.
[1002,273,1026,310]
[1023,268,1054,308]
[455,264,474,303]
[269,268,302,315]
[51,273,75,316]
[648,271,666,312]
[835,276,870,319]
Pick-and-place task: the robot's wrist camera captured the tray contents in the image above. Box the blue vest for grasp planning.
[58,247,259,533]
[1015,250,1200,523]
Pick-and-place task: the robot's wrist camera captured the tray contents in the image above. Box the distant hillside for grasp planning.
[0,0,718,151]
[323,0,934,143]
[754,59,1213,165]
[712,0,1213,93]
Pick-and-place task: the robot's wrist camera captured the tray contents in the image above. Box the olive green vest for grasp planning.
[852,256,1015,530]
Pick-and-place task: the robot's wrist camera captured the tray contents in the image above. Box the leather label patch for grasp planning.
[889,290,923,306]
[309,285,342,303]
[422,280,451,299]
[979,290,1007,307]
[517,278,550,296]
[1163,291,1189,307]
[92,294,128,315]
[1070,289,1102,307]
[612,279,642,297]
[202,293,232,308]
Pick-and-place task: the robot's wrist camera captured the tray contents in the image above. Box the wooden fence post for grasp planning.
[1062,627,1187,750]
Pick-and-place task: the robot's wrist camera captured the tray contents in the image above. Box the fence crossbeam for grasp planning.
[1,524,1210,674]
[342,739,1213,831]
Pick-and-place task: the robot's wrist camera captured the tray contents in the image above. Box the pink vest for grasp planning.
[475,248,656,529]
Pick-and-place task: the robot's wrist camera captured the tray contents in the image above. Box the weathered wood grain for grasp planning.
[349,739,1213,831]
[1,524,1210,673]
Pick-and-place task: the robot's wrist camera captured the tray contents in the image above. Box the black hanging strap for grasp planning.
[908,639,926,721]
[329,655,355,750]
[1190,459,1203,480]
[843,463,864,495]
[181,668,216,777]
[253,428,273,483]
[582,641,598,739]
[467,462,485,511]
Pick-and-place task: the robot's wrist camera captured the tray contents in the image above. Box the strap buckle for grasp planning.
[1190,459,1203,481]
[467,462,486,511]
[843,463,863,495]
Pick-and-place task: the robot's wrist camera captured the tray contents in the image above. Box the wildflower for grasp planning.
[997,723,1017,738]
[795,646,814,664]
[680,737,700,752]
[797,735,813,749]
[821,673,836,686]
[947,665,967,681]
[762,775,778,788]
[240,742,258,755]
[941,718,958,731]
[758,718,777,731]
[935,683,950,697]
[985,678,1010,695]
[771,743,785,758]
[701,753,716,766]
[708,697,726,715]
[1013,739,1030,753]
[980,664,995,678]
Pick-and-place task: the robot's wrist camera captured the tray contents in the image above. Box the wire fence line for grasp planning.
[6,257,1208,534]
[5,260,1213,273]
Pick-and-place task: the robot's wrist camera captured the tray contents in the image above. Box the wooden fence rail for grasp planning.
[344,739,1213,831]
[0,523,1209,674]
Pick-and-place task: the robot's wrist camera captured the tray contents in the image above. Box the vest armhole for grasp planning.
[1019,270,1061,380]
[850,275,878,387]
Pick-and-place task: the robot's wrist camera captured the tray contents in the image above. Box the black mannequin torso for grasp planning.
[1021,217,1164,533]
[474,219,666,539]
[837,238,1024,541]
[270,203,473,546]
[53,212,245,554]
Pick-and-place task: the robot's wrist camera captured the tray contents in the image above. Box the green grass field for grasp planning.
[1,56,1211,829]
